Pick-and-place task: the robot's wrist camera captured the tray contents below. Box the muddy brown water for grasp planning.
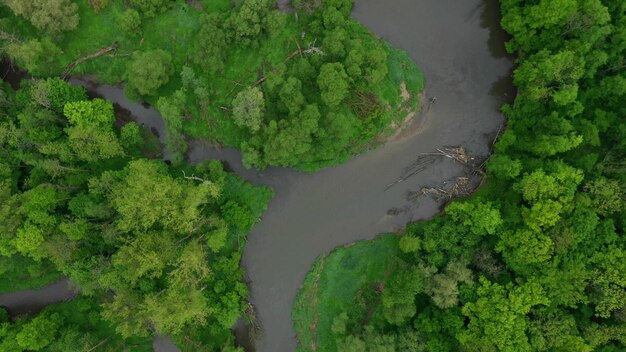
[0,278,78,317]
[1,0,513,351]
[238,1,514,351]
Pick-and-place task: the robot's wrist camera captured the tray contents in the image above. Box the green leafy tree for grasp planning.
[66,124,124,162]
[119,9,141,34]
[279,77,305,114]
[29,78,87,113]
[232,87,265,132]
[100,159,216,233]
[584,178,624,216]
[63,100,125,162]
[260,104,320,167]
[13,222,45,260]
[193,14,228,73]
[4,0,79,34]
[128,0,170,17]
[591,247,626,318]
[156,90,188,164]
[15,313,62,350]
[460,279,550,352]
[126,49,173,96]
[514,50,584,105]
[63,99,115,127]
[422,260,473,309]
[227,0,282,47]
[528,311,592,352]
[446,199,503,236]
[496,229,554,270]
[487,154,522,179]
[5,39,62,76]
[206,217,229,252]
[318,62,350,107]
[382,262,423,325]
[120,122,143,151]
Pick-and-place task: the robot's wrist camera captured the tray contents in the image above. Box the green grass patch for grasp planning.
[292,234,399,352]
[375,43,425,137]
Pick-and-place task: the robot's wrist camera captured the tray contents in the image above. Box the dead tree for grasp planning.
[62,44,118,79]
[385,154,438,191]
[422,146,473,164]
[182,171,214,186]
[385,146,474,191]
[284,38,325,63]
[415,177,472,201]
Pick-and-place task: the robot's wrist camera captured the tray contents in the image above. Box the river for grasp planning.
[0,0,513,351]
[239,0,514,350]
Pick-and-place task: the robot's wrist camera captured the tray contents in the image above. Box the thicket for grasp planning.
[0,298,152,351]
[293,0,626,351]
[0,0,423,171]
[0,77,272,351]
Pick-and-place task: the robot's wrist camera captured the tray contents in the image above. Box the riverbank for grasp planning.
[243,0,514,350]
[0,0,513,350]
[1,0,424,171]
[291,0,626,351]
[0,67,273,351]
[0,278,76,317]
[292,235,400,351]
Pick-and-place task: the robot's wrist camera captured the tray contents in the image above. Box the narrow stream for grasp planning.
[0,0,514,351]
[0,278,77,317]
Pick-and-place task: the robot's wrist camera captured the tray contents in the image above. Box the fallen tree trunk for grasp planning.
[62,44,117,79]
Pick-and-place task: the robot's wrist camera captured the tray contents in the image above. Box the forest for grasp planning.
[0,0,422,170]
[0,0,425,351]
[293,0,626,351]
[0,76,272,350]
[2,0,625,351]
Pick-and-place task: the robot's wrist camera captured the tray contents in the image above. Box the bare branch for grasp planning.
[182,170,213,185]
[62,44,117,79]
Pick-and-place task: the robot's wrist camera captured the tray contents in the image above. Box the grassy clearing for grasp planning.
[292,234,399,352]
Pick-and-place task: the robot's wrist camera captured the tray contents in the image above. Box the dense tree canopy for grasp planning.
[126,49,173,97]
[0,0,423,171]
[293,0,626,351]
[0,78,271,350]
[3,0,79,34]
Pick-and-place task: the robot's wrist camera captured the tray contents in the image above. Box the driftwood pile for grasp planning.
[410,176,472,202]
[385,146,474,191]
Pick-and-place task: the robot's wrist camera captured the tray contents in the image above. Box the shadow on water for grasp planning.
[490,71,516,105]
[478,0,517,106]
[477,0,513,59]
